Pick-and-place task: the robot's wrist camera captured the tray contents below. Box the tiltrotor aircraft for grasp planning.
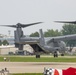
[1,21,76,57]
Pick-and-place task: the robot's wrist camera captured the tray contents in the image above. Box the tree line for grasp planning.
[0,40,9,46]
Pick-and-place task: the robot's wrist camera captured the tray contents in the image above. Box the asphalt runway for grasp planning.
[0,62,76,73]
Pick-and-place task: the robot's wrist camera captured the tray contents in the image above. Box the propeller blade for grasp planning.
[0,22,43,28]
[54,21,76,24]
[0,25,16,28]
[20,22,43,28]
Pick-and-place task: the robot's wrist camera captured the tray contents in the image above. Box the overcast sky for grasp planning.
[0,0,76,36]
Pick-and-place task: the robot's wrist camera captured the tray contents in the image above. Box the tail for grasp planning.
[39,29,45,46]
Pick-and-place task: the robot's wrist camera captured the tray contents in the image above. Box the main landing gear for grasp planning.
[36,54,40,58]
[53,51,64,57]
[54,51,58,57]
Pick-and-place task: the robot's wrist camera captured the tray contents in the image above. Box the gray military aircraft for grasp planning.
[1,21,76,57]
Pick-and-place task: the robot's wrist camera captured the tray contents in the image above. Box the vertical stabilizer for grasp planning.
[39,29,45,46]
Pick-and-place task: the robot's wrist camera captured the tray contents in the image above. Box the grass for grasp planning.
[1,55,76,75]
[0,55,76,62]
[12,73,42,75]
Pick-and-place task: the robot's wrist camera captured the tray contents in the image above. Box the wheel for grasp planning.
[54,51,58,57]
[36,55,40,58]
[61,53,64,56]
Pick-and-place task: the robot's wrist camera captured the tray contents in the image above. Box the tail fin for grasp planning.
[39,29,45,46]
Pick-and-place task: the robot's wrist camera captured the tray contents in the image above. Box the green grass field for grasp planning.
[1,55,76,75]
[0,55,76,62]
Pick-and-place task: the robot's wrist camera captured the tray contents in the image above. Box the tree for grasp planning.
[30,29,61,37]
[2,40,9,45]
[30,32,39,37]
[62,24,76,35]
[44,29,62,37]
[61,23,76,51]
[0,40,2,46]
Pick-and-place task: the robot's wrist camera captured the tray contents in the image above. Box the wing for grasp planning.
[47,34,76,43]
[20,37,39,44]
[0,37,39,44]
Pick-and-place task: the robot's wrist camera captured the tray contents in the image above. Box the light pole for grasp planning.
[8,30,11,38]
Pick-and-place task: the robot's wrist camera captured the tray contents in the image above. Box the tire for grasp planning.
[36,55,40,58]
[54,52,58,57]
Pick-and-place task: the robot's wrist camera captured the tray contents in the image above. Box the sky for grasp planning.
[0,0,76,36]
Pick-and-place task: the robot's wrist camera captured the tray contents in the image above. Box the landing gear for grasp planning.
[15,50,25,55]
[61,53,64,56]
[54,51,58,57]
[35,46,41,58]
[36,54,40,58]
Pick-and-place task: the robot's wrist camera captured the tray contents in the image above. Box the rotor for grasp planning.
[54,21,76,24]
[0,22,43,28]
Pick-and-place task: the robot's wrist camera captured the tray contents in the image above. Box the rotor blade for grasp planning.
[0,22,43,28]
[54,21,76,24]
[21,22,43,28]
[0,25,16,28]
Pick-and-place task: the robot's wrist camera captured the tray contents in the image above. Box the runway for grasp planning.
[0,62,76,73]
